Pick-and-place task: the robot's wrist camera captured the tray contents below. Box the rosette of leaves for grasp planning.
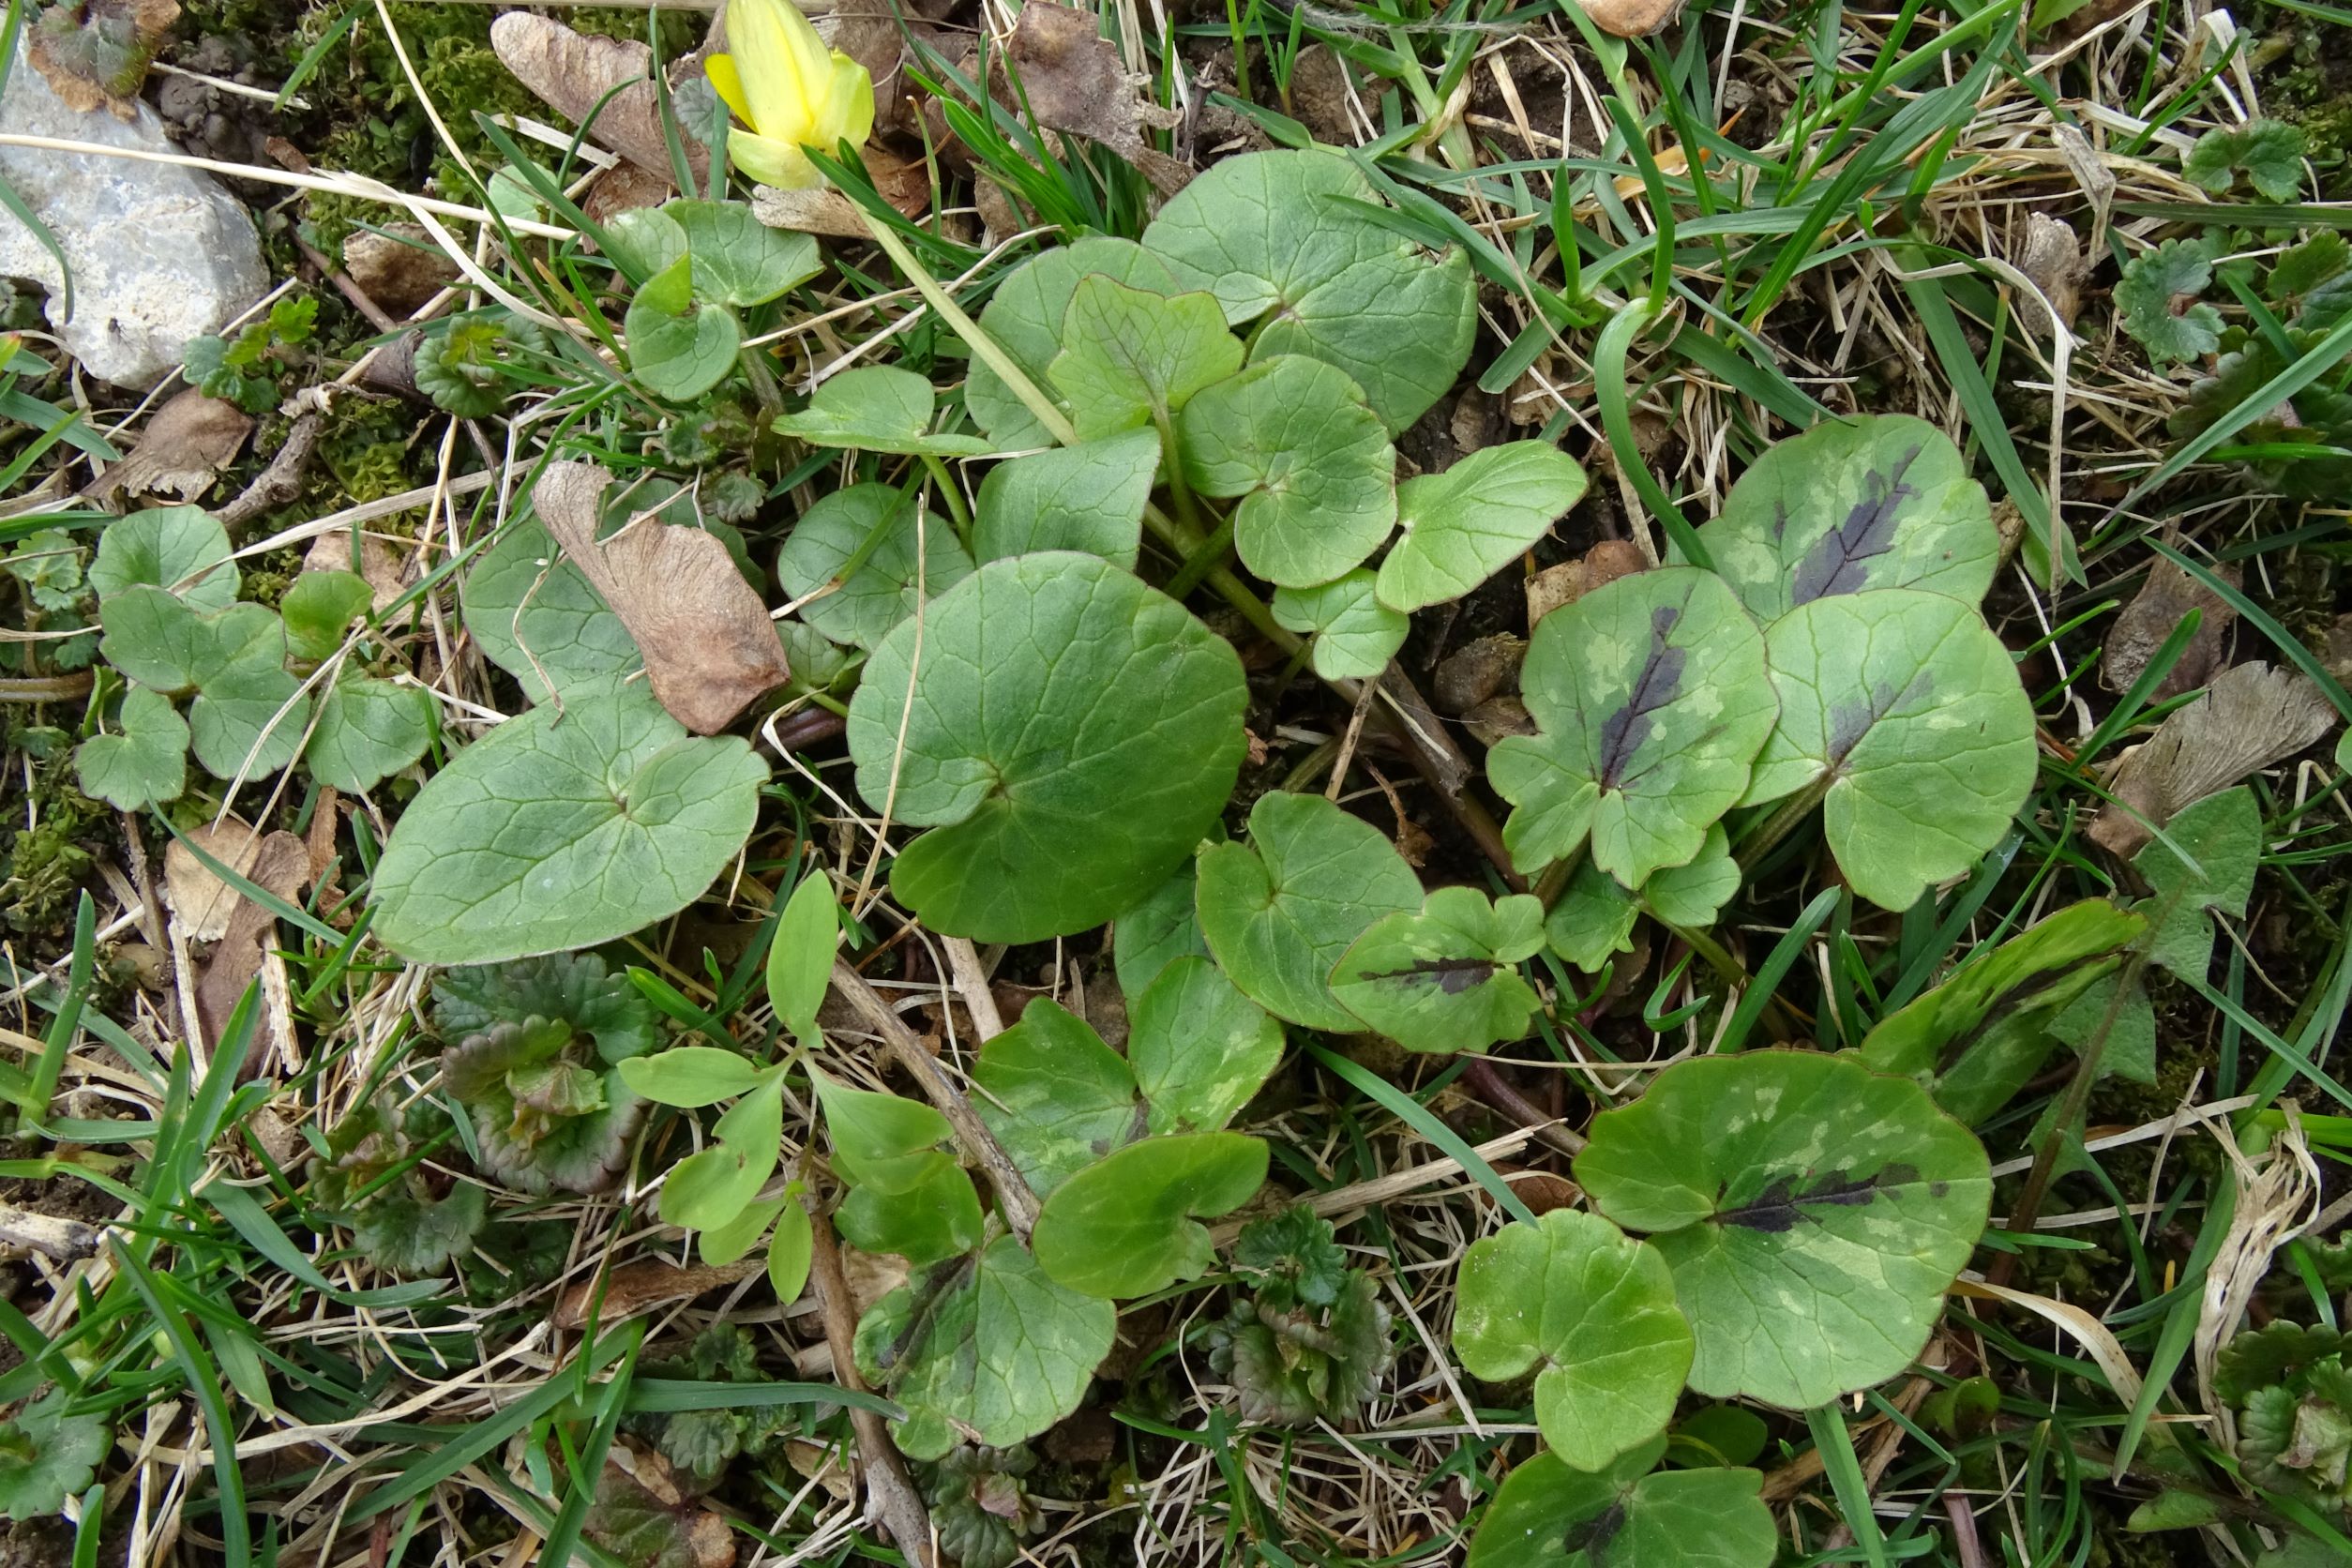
[1206,1206,1393,1426]
[430,953,660,1195]
[2220,1324,2352,1508]
[184,296,317,414]
[0,1389,108,1522]
[917,1445,1043,1568]
[626,1325,791,1484]
[307,1097,486,1275]
[413,313,550,417]
[4,528,98,674]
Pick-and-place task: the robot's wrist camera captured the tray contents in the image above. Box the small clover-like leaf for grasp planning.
[846,553,1248,942]
[75,685,187,809]
[1375,442,1587,613]
[2184,118,2307,202]
[1176,354,1395,588]
[774,483,972,651]
[1465,1440,1776,1568]
[1489,567,1779,885]
[966,236,1184,448]
[0,1389,109,1522]
[1329,886,1545,1054]
[1454,1210,1693,1472]
[1031,1131,1268,1299]
[773,365,992,457]
[1129,955,1285,1134]
[669,198,822,306]
[972,1000,1139,1198]
[1196,791,1426,1033]
[461,520,640,703]
[89,504,236,609]
[1741,589,2037,911]
[1272,570,1408,681]
[626,253,741,402]
[370,687,768,964]
[2133,785,2260,978]
[1047,278,1244,441]
[1576,1050,1992,1407]
[98,587,266,695]
[973,429,1160,568]
[1699,415,1998,623]
[306,675,432,793]
[2117,239,2224,365]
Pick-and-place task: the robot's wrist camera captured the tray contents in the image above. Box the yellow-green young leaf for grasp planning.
[280,569,374,663]
[461,519,639,703]
[626,253,740,402]
[1575,1051,1991,1408]
[1489,568,1778,885]
[973,429,1160,569]
[89,504,236,609]
[1375,442,1587,613]
[1465,1440,1775,1568]
[1272,570,1408,682]
[1639,822,1738,928]
[1741,589,2036,912]
[1454,1210,1693,1472]
[766,869,838,1041]
[972,1000,1138,1199]
[1177,354,1395,588]
[1047,278,1243,440]
[619,1046,770,1108]
[774,483,972,652]
[767,1192,814,1304]
[369,687,767,965]
[1196,791,1425,1033]
[838,1151,984,1265]
[659,1076,783,1232]
[75,686,187,810]
[772,365,991,458]
[1129,956,1284,1135]
[669,198,821,307]
[1031,1132,1267,1298]
[1330,887,1545,1054]
[810,1069,953,1187]
[700,1194,785,1267]
[305,675,431,793]
[1696,414,1998,623]
[847,553,1248,942]
[965,236,1183,448]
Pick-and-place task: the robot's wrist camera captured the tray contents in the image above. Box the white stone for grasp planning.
[0,40,267,388]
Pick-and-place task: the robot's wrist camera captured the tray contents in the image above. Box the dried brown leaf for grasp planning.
[2090,662,2338,856]
[490,13,704,186]
[340,225,458,319]
[1006,3,1190,194]
[164,817,262,942]
[81,389,251,507]
[535,461,792,735]
[1526,538,1645,628]
[749,144,930,237]
[2102,554,2239,700]
[553,1258,763,1330]
[193,830,309,1054]
[27,0,177,118]
[2014,213,2085,336]
[302,529,413,613]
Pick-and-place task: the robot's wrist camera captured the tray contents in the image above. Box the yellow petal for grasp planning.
[820,51,876,148]
[730,129,820,191]
[726,0,816,141]
[705,53,752,125]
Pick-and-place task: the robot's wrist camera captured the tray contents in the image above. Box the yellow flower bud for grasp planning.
[705,0,878,190]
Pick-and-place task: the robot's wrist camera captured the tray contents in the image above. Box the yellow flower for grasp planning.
[705,0,877,191]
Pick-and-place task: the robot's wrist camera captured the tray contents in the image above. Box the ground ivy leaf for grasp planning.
[1142,149,1476,431]
[972,1000,1139,1198]
[1576,1051,1992,1407]
[1545,860,1640,974]
[89,503,236,609]
[280,569,374,663]
[854,1236,1117,1461]
[772,365,992,457]
[774,483,972,651]
[1465,1440,1776,1568]
[2133,785,2260,978]
[461,519,640,703]
[1112,861,1211,1000]
[1330,887,1545,1053]
[370,687,767,964]
[1741,589,2036,912]
[847,552,1247,942]
[1047,278,1244,441]
[973,428,1160,568]
[2116,238,2223,366]
[1489,567,1778,885]
[1376,443,1588,613]
[626,253,741,402]
[1639,823,1738,928]
[1032,1130,1268,1298]
[1196,791,1426,1033]
[669,197,821,307]
[966,236,1184,449]
[1698,415,1998,623]
[75,685,187,809]
[1176,354,1395,588]
[306,674,433,792]
[1129,955,1285,1134]
[1271,569,1408,681]
[1454,1211,1694,1472]
[2183,117,2307,202]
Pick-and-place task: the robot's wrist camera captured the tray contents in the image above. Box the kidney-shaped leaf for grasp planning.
[973,429,1160,569]
[1031,1131,1268,1299]
[1465,1440,1775,1568]
[1454,1211,1693,1473]
[91,504,236,609]
[462,520,640,703]
[847,552,1247,942]
[76,685,187,810]
[670,198,821,307]
[775,483,972,651]
[1699,414,1997,624]
[1196,791,1425,1033]
[854,1235,1117,1460]
[966,236,1183,449]
[1048,278,1244,441]
[1489,567,1778,886]
[772,365,992,457]
[626,254,739,402]
[307,674,433,792]
[1129,955,1285,1134]
[972,999,1139,1198]
[1272,570,1408,681]
[1376,443,1587,614]
[1575,1050,1992,1408]
[1741,589,2036,912]
[1329,887,1545,1053]
[371,688,767,964]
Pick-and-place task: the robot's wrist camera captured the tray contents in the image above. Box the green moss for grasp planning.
[0,721,108,939]
[320,396,424,505]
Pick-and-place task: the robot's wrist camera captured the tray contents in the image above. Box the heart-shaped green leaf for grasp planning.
[626,253,741,401]
[2134,785,2259,977]
[838,1152,985,1265]
[669,198,821,306]
[305,674,432,792]
[1545,860,1640,974]
[775,483,972,652]
[1465,1440,1775,1568]
[1490,567,1778,885]
[854,1235,1116,1460]
[601,205,687,281]
[1638,823,1740,928]
[1130,955,1285,1134]
[1177,354,1395,587]
[1142,149,1475,431]
[1376,443,1587,613]
[75,686,187,810]
[972,999,1139,1198]
[1741,589,2036,911]
[847,551,1247,942]
[966,236,1184,448]
[1048,279,1244,441]
[1112,861,1211,1000]
[370,687,767,964]
[1330,886,1545,1053]
[188,616,309,780]
[973,429,1160,568]
[98,588,269,695]
[1272,570,1408,681]
[1576,1050,1992,1407]
[773,365,992,457]
[281,569,375,662]
[1454,1210,1693,1472]
[1196,791,1425,1033]
[1698,414,1998,624]
[1032,1131,1267,1298]
[90,505,236,609]
[461,520,640,703]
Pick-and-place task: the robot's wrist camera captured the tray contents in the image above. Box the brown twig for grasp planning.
[1458,1059,1585,1156]
[827,957,1042,1241]
[805,1188,935,1567]
[217,411,324,529]
[0,672,93,703]
[293,230,402,335]
[1945,1494,1989,1568]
